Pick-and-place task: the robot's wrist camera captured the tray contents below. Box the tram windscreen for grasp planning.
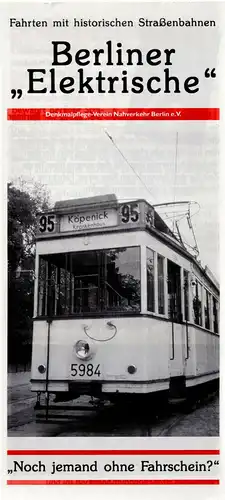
[37,247,141,317]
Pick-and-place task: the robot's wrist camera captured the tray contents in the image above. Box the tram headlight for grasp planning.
[75,340,90,360]
[38,364,46,374]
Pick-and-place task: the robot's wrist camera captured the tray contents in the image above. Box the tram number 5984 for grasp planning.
[71,364,101,377]
[121,203,139,224]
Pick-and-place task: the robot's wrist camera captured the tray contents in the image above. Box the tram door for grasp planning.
[167,260,185,377]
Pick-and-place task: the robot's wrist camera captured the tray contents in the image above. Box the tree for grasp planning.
[8,180,51,368]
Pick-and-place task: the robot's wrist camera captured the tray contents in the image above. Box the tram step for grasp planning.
[35,414,87,421]
[35,404,96,411]
[168,397,186,405]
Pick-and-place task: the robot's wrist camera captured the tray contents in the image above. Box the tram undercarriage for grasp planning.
[35,377,219,410]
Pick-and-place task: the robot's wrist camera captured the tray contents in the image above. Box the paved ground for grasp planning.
[167,396,219,436]
[8,371,31,387]
[8,371,219,437]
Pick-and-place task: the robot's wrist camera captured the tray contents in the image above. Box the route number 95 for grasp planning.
[121,203,139,224]
[38,214,56,233]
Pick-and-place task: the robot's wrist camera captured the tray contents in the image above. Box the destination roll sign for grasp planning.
[36,200,155,238]
[60,208,118,232]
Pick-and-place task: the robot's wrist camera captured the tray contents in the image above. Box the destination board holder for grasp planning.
[36,199,156,239]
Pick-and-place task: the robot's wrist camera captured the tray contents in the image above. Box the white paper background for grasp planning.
[1,1,224,500]
[2,1,221,108]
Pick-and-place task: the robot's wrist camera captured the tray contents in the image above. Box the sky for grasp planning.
[9,119,219,277]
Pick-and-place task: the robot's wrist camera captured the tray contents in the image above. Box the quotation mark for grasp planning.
[204,68,216,78]
[11,88,23,99]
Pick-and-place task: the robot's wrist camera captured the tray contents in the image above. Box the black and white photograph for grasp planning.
[8,120,219,438]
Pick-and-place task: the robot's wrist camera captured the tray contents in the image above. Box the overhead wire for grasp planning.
[103,127,201,256]
[104,129,158,203]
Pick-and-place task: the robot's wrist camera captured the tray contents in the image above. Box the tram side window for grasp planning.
[38,258,48,316]
[167,260,182,323]
[192,281,202,326]
[183,270,189,321]
[105,247,141,312]
[203,288,210,330]
[146,248,155,312]
[213,296,219,333]
[157,254,165,314]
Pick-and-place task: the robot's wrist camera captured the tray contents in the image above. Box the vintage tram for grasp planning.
[31,194,219,406]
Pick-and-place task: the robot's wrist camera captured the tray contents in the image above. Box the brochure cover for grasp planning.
[1,0,222,498]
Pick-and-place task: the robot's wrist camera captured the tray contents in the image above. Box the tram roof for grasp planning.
[53,193,176,238]
[54,193,118,211]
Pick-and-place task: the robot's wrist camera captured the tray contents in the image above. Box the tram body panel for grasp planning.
[168,325,199,380]
[165,324,205,381]
[182,326,197,379]
[180,325,219,387]
[168,323,185,378]
[31,319,219,395]
[31,317,171,394]
[193,327,219,378]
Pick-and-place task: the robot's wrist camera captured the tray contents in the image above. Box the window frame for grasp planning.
[36,245,142,318]
[145,247,167,318]
[189,276,219,334]
[183,269,190,322]
[192,279,203,327]
[35,242,219,332]
[203,287,211,330]
[157,253,165,315]
[212,295,219,334]
[146,246,155,313]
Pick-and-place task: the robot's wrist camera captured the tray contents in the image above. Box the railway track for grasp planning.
[8,371,219,437]
[32,389,219,437]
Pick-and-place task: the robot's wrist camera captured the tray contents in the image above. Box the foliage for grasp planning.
[8,179,50,271]
[8,180,51,366]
